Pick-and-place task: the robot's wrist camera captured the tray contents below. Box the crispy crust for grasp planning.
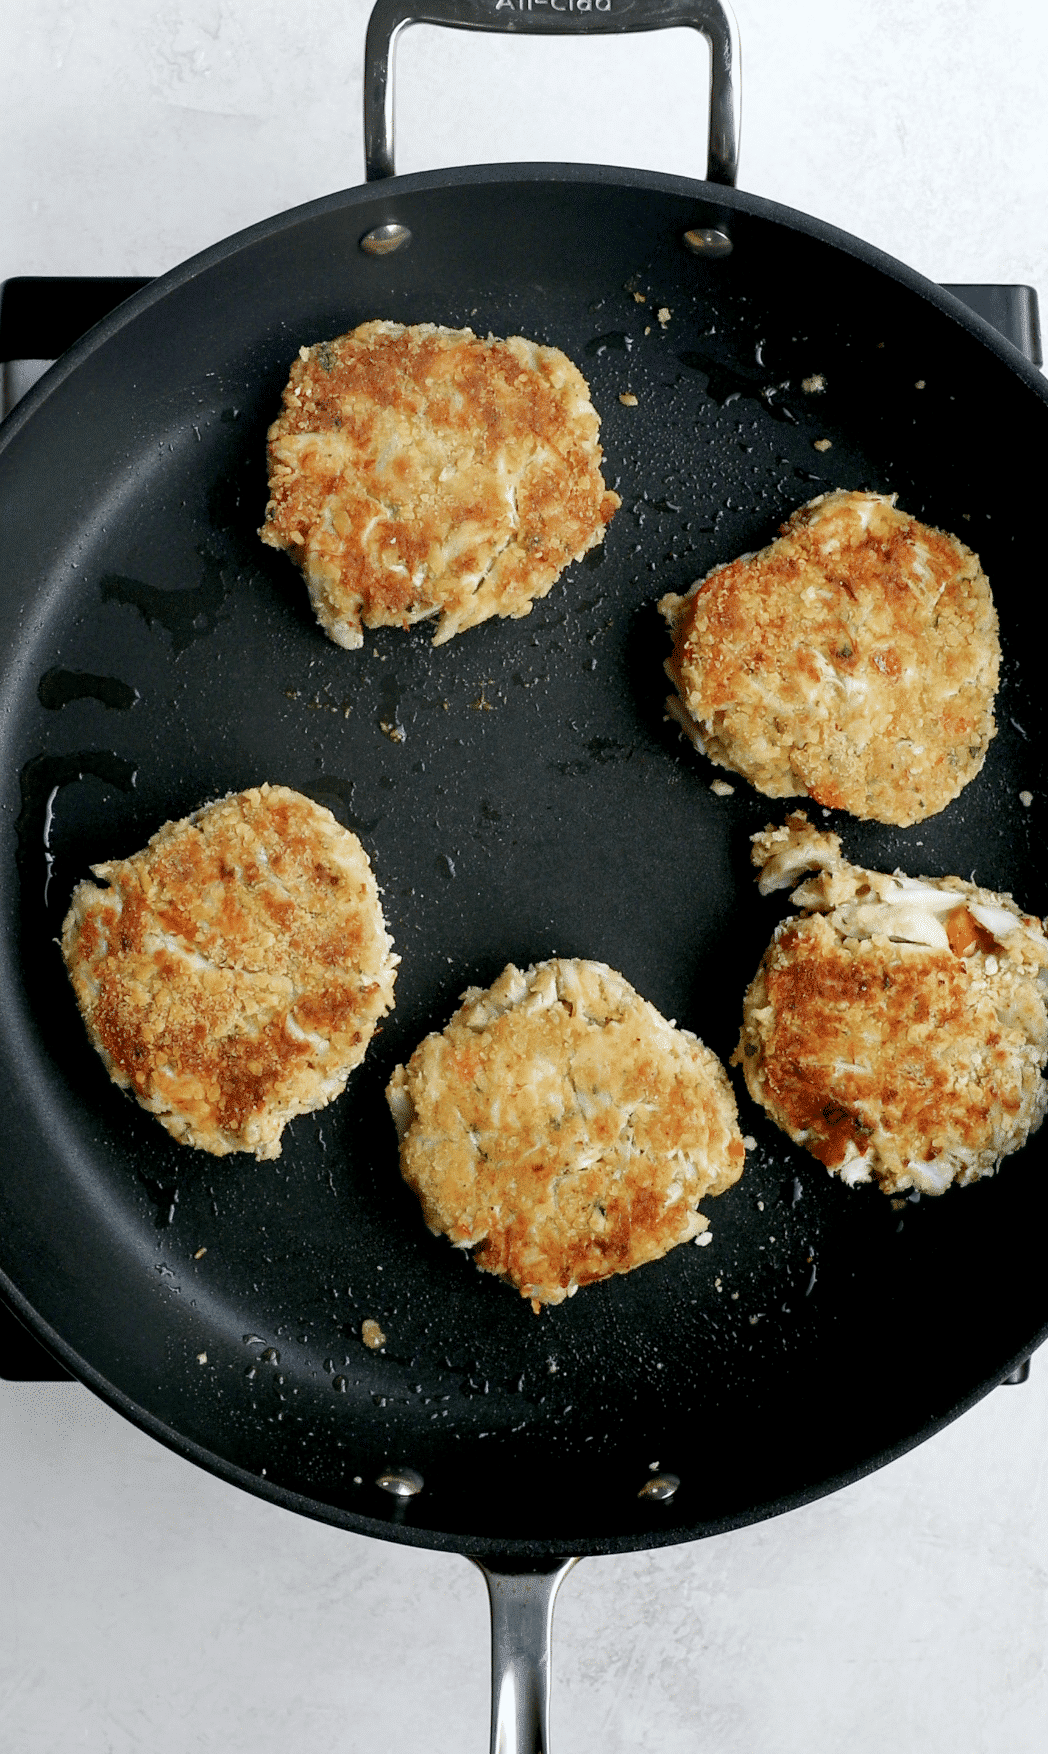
[260,321,620,648]
[659,490,1000,826]
[61,785,397,1159]
[387,958,746,1306]
[733,815,1048,1194]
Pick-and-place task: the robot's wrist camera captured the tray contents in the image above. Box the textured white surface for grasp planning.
[2,0,1048,296]
[2,1373,1048,1751]
[3,1,1048,1748]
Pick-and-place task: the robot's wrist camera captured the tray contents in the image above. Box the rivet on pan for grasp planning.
[638,1472,680,1503]
[683,228,733,259]
[376,1467,424,1498]
[360,223,412,257]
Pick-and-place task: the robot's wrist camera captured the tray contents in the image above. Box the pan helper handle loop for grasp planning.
[473,1557,580,1754]
[363,0,740,183]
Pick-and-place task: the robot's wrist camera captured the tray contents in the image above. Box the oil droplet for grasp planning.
[376,673,406,743]
[306,777,381,836]
[584,331,632,357]
[16,750,137,911]
[99,568,230,654]
[42,784,58,905]
[38,668,139,711]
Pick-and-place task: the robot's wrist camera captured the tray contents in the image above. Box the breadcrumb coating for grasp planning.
[734,815,1048,1194]
[388,958,745,1307]
[659,490,999,825]
[260,321,620,647]
[61,785,397,1158]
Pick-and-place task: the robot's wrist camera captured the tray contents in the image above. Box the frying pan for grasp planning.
[2,0,1047,1746]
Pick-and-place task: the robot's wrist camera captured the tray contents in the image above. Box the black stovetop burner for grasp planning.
[0,273,1041,1381]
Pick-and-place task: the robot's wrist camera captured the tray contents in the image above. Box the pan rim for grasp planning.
[2,161,1046,466]
[1,1264,1038,1560]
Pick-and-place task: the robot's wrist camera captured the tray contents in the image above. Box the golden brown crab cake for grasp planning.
[61,784,397,1159]
[387,957,745,1308]
[260,321,620,648]
[733,814,1048,1195]
[658,490,999,826]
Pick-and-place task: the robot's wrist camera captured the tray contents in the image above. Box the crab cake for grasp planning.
[733,814,1048,1195]
[387,958,745,1308]
[658,490,999,826]
[260,321,620,648]
[61,784,397,1159]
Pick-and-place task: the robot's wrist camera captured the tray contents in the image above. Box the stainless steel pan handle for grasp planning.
[360,9,735,1747]
[363,0,741,183]
[474,1559,580,1754]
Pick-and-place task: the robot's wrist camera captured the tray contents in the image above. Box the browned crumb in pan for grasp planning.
[734,814,1048,1194]
[260,321,620,648]
[61,784,397,1159]
[659,489,1000,826]
[387,957,745,1307]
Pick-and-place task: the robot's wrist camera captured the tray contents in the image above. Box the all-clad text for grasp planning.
[494,0,614,11]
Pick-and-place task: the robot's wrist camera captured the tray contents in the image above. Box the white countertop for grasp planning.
[3,3,1048,1749]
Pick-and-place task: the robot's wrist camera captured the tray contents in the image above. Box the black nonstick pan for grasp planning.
[2,1,1047,1747]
